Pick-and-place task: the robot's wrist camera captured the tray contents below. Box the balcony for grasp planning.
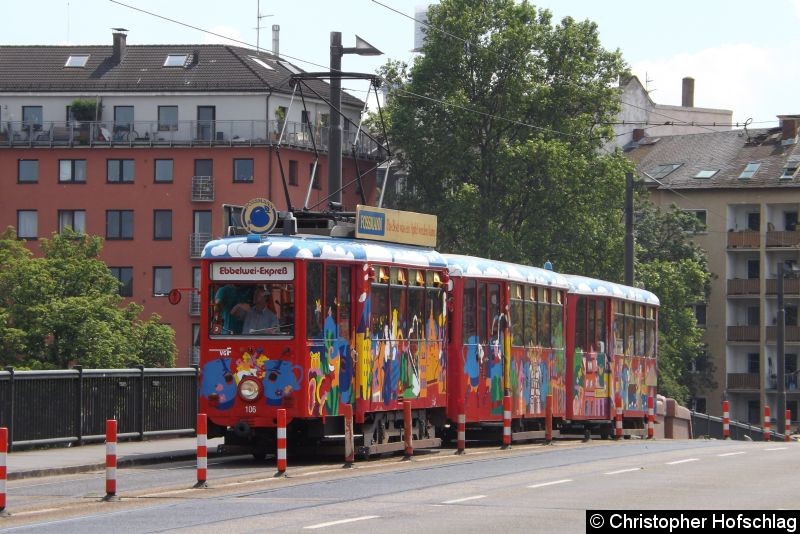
[767,372,800,391]
[190,233,211,259]
[727,325,759,342]
[766,325,800,342]
[727,372,760,390]
[192,176,214,202]
[0,119,387,160]
[727,230,760,249]
[727,278,760,295]
[766,229,800,247]
[766,277,800,295]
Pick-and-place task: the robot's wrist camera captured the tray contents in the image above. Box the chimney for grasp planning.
[632,128,646,142]
[272,25,280,57]
[682,77,694,107]
[779,116,799,141]
[112,29,128,64]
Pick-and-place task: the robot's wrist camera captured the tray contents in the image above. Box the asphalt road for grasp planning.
[1,439,797,533]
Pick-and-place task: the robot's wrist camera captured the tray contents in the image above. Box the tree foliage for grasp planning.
[0,227,176,369]
[381,0,628,279]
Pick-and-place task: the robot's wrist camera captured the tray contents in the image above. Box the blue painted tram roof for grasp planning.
[442,254,570,289]
[201,234,448,268]
[564,274,660,306]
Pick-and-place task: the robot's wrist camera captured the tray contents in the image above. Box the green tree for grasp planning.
[0,227,176,369]
[381,0,628,279]
[634,201,714,404]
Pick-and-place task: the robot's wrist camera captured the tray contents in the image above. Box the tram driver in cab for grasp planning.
[241,285,279,335]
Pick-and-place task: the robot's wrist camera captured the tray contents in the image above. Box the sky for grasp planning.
[2,0,798,127]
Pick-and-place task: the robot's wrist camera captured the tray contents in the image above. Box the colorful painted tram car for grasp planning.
[199,231,451,454]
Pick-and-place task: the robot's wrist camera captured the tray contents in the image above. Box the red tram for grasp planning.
[198,203,659,455]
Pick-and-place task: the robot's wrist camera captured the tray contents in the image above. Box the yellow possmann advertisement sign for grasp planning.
[355,205,437,247]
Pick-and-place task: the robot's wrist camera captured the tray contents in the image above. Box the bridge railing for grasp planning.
[0,366,198,450]
[690,411,789,442]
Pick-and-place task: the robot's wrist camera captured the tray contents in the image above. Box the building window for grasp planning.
[289,160,298,186]
[785,211,798,231]
[106,210,134,240]
[22,106,43,131]
[234,159,254,183]
[17,210,37,239]
[58,210,86,233]
[747,212,760,231]
[648,163,682,180]
[109,266,133,297]
[154,159,173,183]
[781,159,800,180]
[59,160,87,183]
[164,54,188,67]
[693,304,707,327]
[747,259,760,279]
[107,159,135,183]
[746,306,760,327]
[158,105,178,131]
[154,210,173,240]
[739,162,761,179]
[312,164,322,190]
[113,105,134,136]
[683,209,707,233]
[65,54,90,68]
[153,267,172,296]
[747,353,760,374]
[18,160,38,183]
[693,169,718,179]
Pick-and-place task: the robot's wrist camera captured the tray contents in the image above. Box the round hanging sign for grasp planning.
[241,198,278,234]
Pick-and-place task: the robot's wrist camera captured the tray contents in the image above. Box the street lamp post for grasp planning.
[328,32,382,205]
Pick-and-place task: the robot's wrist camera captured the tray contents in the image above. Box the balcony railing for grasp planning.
[766,277,800,295]
[727,372,760,390]
[766,230,800,247]
[727,230,760,249]
[190,233,211,259]
[765,325,800,342]
[192,176,214,202]
[190,292,201,316]
[727,325,760,342]
[0,119,387,160]
[727,278,760,295]
[767,372,800,391]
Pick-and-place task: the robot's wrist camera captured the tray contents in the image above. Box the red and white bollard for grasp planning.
[785,410,792,443]
[343,404,355,466]
[545,394,553,443]
[722,400,730,440]
[276,409,287,474]
[614,394,623,440]
[647,395,655,439]
[103,419,118,501]
[0,427,7,515]
[502,394,512,448]
[456,401,466,455]
[403,401,413,459]
[195,413,208,488]
[763,405,771,442]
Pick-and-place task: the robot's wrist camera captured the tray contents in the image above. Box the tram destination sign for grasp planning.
[355,205,437,247]
[211,262,294,281]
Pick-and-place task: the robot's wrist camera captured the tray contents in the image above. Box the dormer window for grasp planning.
[249,56,274,70]
[781,157,800,180]
[164,54,189,67]
[65,54,90,68]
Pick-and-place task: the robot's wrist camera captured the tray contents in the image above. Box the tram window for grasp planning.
[462,279,477,342]
[537,289,551,347]
[613,301,625,355]
[525,287,537,346]
[326,265,338,328]
[306,262,323,339]
[551,290,564,348]
[575,297,587,351]
[426,272,443,339]
[625,303,635,356]
[596,300,606,350]
[478,282,488,342]
[339,266,351,341]
[511,284,524,347]
[390,268,408,336]
[408,277,425,339]
[209,282,294,337]
[488,283,501,342]
[371,279,389,337]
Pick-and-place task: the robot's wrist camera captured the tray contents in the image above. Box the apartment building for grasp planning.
[0,31,383,366]
[627,116,800,423]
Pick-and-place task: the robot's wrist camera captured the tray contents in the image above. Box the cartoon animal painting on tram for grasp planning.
[308,310,351,416]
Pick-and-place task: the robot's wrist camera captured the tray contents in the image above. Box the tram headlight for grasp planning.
[238,377,262,402]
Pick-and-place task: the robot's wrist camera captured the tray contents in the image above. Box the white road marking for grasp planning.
[527,479,573,489]
[304,516,380,529]
[717,452,746,457]
[441,495,487,504]
[604,467,643,475]
[765,447,788,451]
[11,508,61,517]
[666,458,699,465]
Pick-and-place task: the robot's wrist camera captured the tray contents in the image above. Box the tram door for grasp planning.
[572,296,609,419]
[462,279,504,417]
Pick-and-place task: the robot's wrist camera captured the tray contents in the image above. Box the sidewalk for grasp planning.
[6,436,224,480]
